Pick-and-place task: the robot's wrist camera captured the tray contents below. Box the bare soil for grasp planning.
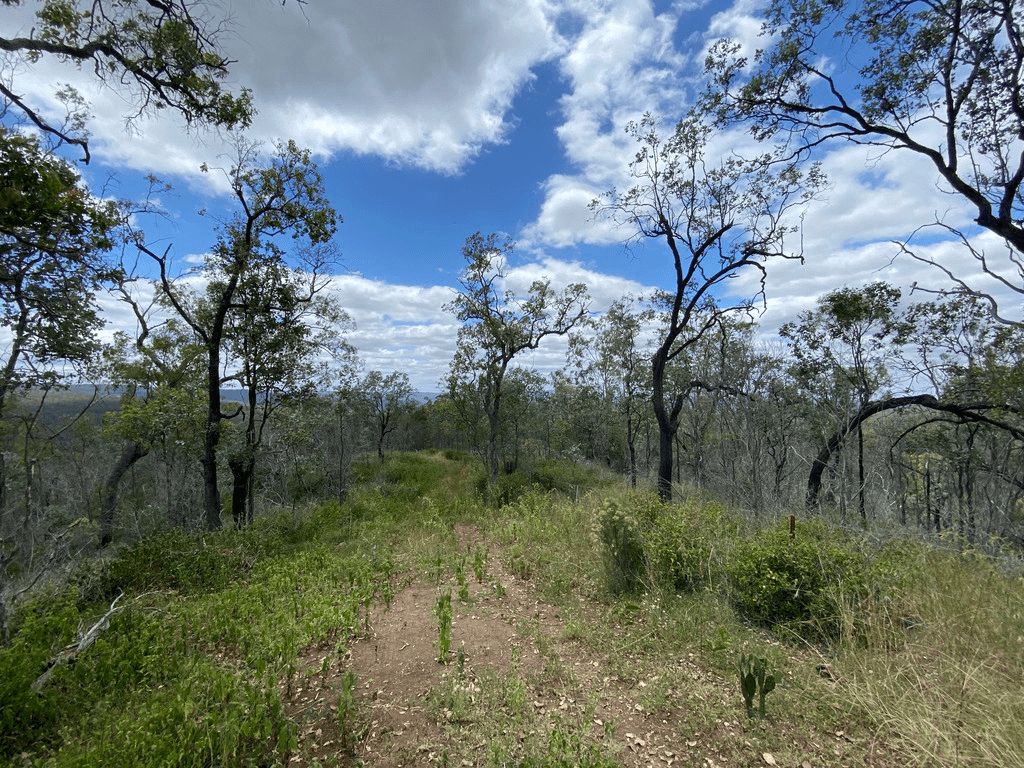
[282,525,903,768]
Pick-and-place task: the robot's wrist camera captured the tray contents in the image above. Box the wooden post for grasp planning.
[789,514,796,540]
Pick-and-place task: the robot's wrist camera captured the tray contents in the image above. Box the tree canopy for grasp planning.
[1,0,257,161]
[705,0,1024,304]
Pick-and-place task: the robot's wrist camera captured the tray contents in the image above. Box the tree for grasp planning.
[781,283,908,518]
[569,296,654,486]
[705,0,1024,309]
[0,128,121,611]
[359,370,414,461]
[593,114,821,501]
[1,0,258,161]
[444,233,590,483]
[219,249,352,527]
[132,139,338,530]
[0,129,119,416]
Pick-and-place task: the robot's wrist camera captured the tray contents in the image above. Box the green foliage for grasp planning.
[737,652,777,719]
[337,670,358,750]
[456,558,470,603]
[529,458,603,495]
[0,591,80,756]
[644,495,728,593]
[493,723,620,768]
[98,527,262,596]
[485,470,533,507]
[435,589,453,664]
[0,495,395,767]
[49,661,295,767]
[727,520,866,639]
[0,129,120,402]
[592,493,657,594]
[7,0,256,160]
[472,545,489,583]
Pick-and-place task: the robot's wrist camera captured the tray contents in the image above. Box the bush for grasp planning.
[486,471,533,508]
[645,496,726,593]
[529,458,600,495]
[592,492,661,594]
[99,528,261,596]
[727,520,866,639]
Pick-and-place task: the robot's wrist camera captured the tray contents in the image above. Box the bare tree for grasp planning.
[593,114,821,501]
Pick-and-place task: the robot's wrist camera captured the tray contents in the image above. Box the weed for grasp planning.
[435,589,453,664]
[473,546,489,582]
[456,558,470,603]
[508,542,534,580]
[737,652,777,720]
[338,669,358,749]
[456,641,467,678]
[592,494,652,594]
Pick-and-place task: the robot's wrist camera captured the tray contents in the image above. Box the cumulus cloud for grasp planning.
[3,0,564,180]
[8,0,1017,394]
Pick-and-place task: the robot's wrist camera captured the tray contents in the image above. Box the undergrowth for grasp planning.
[3,451,1023,768]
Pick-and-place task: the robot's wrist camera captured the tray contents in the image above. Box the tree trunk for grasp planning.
[858,423,866,521]
[98,440,148,548]
[626,411,638,489]
[201,428,221,530]
[651,368,682,502]
[486,408,501,483]
[202,338,225,530]
[229,449,256,529]
[656,422,674,501]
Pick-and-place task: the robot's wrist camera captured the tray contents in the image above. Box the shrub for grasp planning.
[487,471,533,508]
[592,492,660,594]
[727,520,866,639]
[529,458,600,495]
[645,496,726,593]
[99,528,260,596]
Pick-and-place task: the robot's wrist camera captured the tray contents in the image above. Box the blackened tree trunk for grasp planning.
[99,440,149,547]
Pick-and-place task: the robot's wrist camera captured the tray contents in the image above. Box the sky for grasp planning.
[2,0,1016,392]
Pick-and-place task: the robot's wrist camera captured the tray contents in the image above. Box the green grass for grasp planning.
[3,450,1023,767]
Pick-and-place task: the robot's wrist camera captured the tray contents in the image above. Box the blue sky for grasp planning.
[3,0,1009,391]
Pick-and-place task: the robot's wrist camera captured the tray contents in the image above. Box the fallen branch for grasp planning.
[32,592,157,694]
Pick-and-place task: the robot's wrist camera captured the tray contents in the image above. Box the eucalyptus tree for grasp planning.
[359,370,415,461]
[0,130,120,417]
[0,128,123,637]
[593,113,821,501]
[569,297,655,486]
[219,248,352,527]
[705,0,1024,313]
[0,128,120,514]
[781,282,908,518]
[1,0,258,162]
[444,232,590,483]
[132,139,338,530]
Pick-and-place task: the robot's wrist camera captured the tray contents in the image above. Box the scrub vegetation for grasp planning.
[2,451,1021,767]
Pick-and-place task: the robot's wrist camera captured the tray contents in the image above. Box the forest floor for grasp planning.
[280,524,906,768]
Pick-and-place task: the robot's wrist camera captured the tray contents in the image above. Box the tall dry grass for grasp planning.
[835,545,1024,767]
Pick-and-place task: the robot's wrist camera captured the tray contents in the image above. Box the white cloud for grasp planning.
[2,0,563,180]
[326,255,655,392]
